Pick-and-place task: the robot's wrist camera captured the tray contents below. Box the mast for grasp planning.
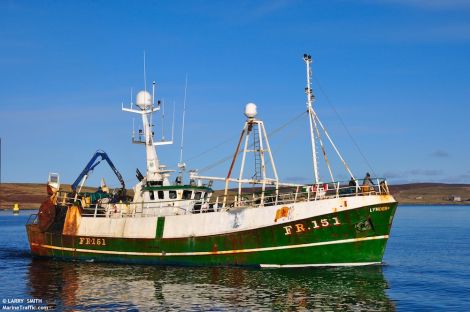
[121,53,176,184]
[231,103,279,207]
[303,53,356,183]
[194,102,302,207]
[142,96,161,181]
[124,91,162,181]
[304,54,320,183]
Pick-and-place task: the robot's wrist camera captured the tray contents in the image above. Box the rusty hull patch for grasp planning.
[63,205,81,236]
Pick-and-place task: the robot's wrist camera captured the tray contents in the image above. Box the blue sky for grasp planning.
[1,0,469,188]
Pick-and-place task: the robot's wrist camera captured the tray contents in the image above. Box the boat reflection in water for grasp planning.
[28,260,395,311]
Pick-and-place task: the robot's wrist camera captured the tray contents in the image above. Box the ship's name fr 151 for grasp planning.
[283,217,341,236]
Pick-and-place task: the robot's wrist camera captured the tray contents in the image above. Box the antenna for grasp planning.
[177,74,188,176]
[161,99,165,140]
[132,118,135,140]
[151,81,156,142]
[130,87,134,110]
[152,81,155,106]
[143,50,147,94]
[171,101,176,144]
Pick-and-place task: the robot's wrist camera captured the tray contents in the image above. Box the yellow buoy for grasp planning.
[13,203,20,214]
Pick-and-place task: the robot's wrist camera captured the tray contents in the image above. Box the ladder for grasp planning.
[252,125,262,182]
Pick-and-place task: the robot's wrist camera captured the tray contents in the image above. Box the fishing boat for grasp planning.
[26,55,397,267]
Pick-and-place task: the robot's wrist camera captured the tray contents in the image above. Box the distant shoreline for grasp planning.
[1,182,469,209]
[2,204,470,211]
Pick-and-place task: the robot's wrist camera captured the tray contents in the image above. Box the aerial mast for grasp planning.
[177,74,188,183]
[122,53,162,182]
[304,54,320,183]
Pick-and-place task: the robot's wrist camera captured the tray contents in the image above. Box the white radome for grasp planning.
[244,102,257,118]
[136,90,152,109]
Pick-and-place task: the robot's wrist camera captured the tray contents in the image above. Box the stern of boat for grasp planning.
[25,214,50,257]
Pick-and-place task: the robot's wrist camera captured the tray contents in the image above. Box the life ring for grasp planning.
[311,184,328,192]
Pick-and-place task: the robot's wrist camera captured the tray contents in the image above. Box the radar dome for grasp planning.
[136,90,152,109]
[244,102,257,118]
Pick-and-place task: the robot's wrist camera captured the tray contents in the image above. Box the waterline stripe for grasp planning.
[31,235,388,257]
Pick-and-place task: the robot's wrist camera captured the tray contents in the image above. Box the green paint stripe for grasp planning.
[156,217,165,238]
[143,185,212,191]
[32,235,388,257]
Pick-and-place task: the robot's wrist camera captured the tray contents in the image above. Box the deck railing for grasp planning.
[220,177,390,209]
[26,213,38,225]
[46,178,390,218]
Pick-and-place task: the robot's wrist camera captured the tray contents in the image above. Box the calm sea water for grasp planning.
[0,206,469,311]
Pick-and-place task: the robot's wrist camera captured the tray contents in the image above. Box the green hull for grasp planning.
[27,203,397,267]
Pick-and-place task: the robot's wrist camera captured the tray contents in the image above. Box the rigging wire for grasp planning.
[312,115,335,183]
[186,134,239,162]
[312,75,377,177]
[270,120,305,154]
[197,111,306,173]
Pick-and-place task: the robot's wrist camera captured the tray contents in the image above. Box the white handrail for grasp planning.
[57,178,390,217]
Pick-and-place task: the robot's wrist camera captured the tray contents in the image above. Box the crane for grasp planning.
[71,150,126,198]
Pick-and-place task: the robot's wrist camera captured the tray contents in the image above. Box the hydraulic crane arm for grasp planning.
[71,150,126,194]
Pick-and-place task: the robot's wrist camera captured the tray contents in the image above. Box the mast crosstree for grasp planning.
[122,90,163,182]
[122,82,175,184]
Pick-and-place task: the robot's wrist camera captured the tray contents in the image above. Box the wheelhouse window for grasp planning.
[169,191,177,199]
[149,191,155,200]
[158,191,164,199]
[183,190,193,200]
[194,192,202,200]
